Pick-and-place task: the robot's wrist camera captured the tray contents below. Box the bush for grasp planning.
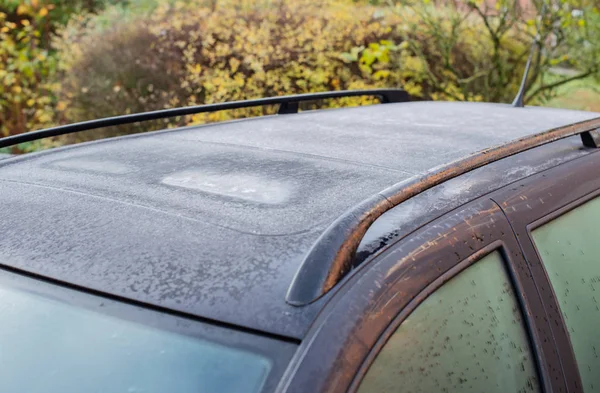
[374,0,600,104]
[3,0,599,150]
[0,0,125,152]
[53,0,417,140]
[342,4,530,102]
[0,9,57,143]
[53,0,543,143]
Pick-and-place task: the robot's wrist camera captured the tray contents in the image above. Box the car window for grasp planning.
[531,195,600,392]
[357,251,540,393]
[0,269,293,393]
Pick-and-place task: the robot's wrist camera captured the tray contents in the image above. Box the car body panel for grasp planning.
[277,199,556,392]
[280,150,600,393]
[0,102,596,339]
[356,136,592,265]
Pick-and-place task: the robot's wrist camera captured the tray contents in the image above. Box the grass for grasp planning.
[539,72,600,113]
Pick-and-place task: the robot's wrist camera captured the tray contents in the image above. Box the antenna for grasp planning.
[512,42,537,108]
[513,3,546,108]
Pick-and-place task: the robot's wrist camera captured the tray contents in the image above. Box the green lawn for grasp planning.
[541,74,600,113]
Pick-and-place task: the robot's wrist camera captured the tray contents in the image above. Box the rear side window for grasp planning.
[531,196,600,392]
[0,269,293,393]
[357,251,540,393]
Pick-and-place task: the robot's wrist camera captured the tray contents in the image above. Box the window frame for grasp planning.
[351,243,540,393]
[490,150,600,393]
[279,198,556,393]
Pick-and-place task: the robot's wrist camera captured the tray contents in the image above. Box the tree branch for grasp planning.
[525,69,599,102]
[470,3,500,45]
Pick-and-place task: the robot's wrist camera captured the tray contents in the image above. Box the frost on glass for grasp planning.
[0,281,271,393]
[532,196,600,392]
[358,251,539,393]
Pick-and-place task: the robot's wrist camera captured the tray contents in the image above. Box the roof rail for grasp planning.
[0,89,410,150]
[286,119,600,306]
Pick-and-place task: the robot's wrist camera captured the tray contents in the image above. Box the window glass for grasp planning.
[358,251,540,393]
[532,196,600,392]
[0,270,280,393]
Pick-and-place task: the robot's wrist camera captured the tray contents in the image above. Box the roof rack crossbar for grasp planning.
[286,117,600,306]
[0,89,410,150]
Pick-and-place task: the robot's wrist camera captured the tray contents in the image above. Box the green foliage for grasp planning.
[2,0,600,151]
[53,0,408,140]
[0,8,57,141]
[542,72,600,112]
[531,0,600,102]
[344,3,523,101]
[0,0,118,26]
[60,0,591,140]
[355,0,600,103]
[0,0,123,150]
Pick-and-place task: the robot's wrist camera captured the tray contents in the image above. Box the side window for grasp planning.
[531,196,600,392]
[357,251,540,393]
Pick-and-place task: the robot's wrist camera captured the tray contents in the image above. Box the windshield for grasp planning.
[0,270,292,393]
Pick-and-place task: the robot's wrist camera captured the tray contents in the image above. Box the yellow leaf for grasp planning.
[1,27,9,33]
[31,0,39,8]
[21,19,30,26]
[16,5,28,15]
[12,86,22,94]
[26,99,35,107]
[229,58,239,73]
[39,7,48,17]
[56,101,67,111]
[38,113,52,123]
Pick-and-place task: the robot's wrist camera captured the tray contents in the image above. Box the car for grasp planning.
[0,89,599,393]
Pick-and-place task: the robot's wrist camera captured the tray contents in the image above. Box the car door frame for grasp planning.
[490,149,600,393]
[278,197,562,393]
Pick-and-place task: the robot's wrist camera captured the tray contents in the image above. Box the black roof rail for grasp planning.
[0,89,410,150]
[286,118,600,306]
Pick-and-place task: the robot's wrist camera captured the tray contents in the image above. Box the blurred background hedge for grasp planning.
[1,0,599,151]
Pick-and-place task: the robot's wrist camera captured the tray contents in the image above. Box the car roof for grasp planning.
[0,101,596,339]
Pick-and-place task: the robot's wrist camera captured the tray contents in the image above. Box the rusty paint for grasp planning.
[287,116,600,306]
[279,199,560,393]
[323,201,393,292]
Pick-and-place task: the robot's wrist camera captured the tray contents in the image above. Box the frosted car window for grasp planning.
[0,273,273,393]
[532,196,600,392]
[358,251,539,393]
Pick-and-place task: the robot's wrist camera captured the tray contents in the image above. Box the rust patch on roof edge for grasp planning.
[292,117,600,304]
